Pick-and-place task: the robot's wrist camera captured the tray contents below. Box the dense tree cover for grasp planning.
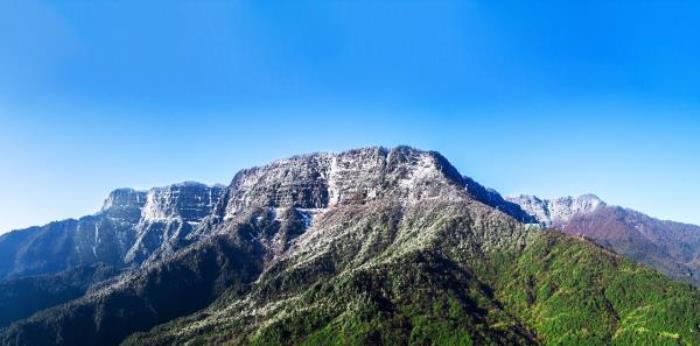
[4,148,700,346]
[125,228,700,346]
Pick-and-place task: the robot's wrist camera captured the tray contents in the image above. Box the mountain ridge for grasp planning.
[1,146,700,345]
[0,181,226,279]
[508,193,700,286]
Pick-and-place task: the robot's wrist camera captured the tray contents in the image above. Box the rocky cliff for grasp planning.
[0,182,224,280]
[2,147,700,346]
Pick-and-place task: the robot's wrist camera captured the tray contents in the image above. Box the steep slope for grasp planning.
[0,182,225,280]
[124,196,539,345]
[2,147,491,345]
[0,182,225,329]
[3,147,700,346]
[462,176,536,223]
[0,264,118,328]
[126,211,700,345]
[508,194,700,286]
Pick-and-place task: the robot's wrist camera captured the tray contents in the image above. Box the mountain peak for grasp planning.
[506,193,606,226]
[141,182,226,222]
[101,188,148,220]
[101,188,147,211]
[220,146,466,221]
[99,182,227,225]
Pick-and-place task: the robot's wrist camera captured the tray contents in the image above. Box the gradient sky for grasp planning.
[1,1,699,233]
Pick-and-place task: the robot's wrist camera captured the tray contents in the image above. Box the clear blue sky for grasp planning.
[1,1,699,233]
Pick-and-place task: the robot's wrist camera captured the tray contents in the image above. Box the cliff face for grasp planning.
[125,182,225,264]
[218,147,465,219]
[3,147,700,346]
[0,182,224,280]
[0,147,539,345]
[506,194,605,227]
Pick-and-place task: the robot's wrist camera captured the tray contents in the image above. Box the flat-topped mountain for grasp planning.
[0,182,225,281]
[1,147,700,346]
[0,182,226,329]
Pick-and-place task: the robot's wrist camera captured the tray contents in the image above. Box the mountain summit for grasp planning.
[1,147,700,346]
[506,194,606,227]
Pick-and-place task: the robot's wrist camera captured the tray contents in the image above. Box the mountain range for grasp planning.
[508,194,700,286]
[1,146,699,345]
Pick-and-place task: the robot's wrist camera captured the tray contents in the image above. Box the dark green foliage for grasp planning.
[0,233,263,346]
[499,232,700,345]
[132,233,700,345]
[5,146,700,346]
[0,264,118,328]
[124,206,700,346]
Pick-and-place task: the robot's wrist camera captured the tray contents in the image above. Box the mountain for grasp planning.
[0,182,224,329]
[1,147,700,345]
[0,182,225,280]
[506,194,605,228]
[462,176,537,224]
[0,264,118,328]
[508,194,700,286]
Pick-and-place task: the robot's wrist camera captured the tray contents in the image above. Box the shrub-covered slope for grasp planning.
[501,233,700,345]
[0,232,263,346]
[2,147,700,346]
[0,264,118,328]
[509,194,700,286]
[126,204,700,345]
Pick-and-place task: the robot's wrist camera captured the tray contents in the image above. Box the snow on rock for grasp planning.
[506,194,605,227]
[221,146,466,222]
[141,182,225,222]
[100,188,148,220]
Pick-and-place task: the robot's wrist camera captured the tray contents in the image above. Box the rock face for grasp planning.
[2,147,700,346]
[141,182,224,222]
[0,182,224,280]
[217,147,465,220]
[125,182,225,263]
[506,194,605,227]
[100,188,147,219]
[508,194,700,286]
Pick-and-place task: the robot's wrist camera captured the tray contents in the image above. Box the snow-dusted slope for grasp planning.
[0,146,540,345]
[218,147,466,222]
[3,146,700,346]
[506,194,605,227]
[0,182,225,279]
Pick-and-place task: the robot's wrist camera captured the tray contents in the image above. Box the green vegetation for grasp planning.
[8,197,700,346]
[499,233,700,345]
[6,148,700,346]
[127,228,700,346]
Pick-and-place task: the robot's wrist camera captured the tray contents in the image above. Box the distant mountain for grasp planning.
[1,147,700,346]
[506,194,605,227]
[508,194,700,286]
[0,182,224,328]
[0,182,225,280]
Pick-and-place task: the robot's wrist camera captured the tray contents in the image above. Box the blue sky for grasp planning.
[1,1,699,233]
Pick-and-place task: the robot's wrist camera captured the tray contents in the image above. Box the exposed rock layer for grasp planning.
[1,147,700,346]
